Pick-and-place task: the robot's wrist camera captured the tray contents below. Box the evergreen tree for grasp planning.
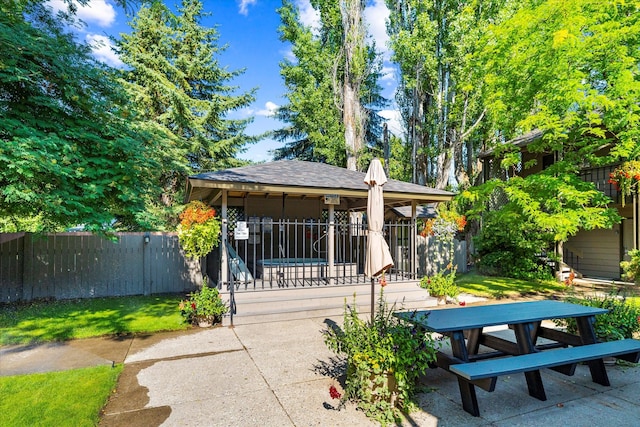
[117,0,257,227]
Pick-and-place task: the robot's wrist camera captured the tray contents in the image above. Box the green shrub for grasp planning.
[473,211,553,281]
[620,249,640,283]
[554,294,640,341]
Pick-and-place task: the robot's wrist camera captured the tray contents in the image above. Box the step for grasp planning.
[218,281,479,326]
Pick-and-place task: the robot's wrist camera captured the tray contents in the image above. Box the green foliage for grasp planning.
[0,2,161,231]
[420,265,460,301]
[323,292,438,425]
[0,364,123,427]
[460,170,620,280]
[471,208,554,281]
[118,0,256,227]
[0,295,186,345]
[621,249,640,284]
[479,0,640,166]
[178,279,228,324]
[554,294,640,341]
[386,0,507,188]
[273,0,386,167]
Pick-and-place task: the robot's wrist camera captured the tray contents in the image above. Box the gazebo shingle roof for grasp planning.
[187,160,454,209]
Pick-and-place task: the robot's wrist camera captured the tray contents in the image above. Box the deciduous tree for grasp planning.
[0,1,161,231]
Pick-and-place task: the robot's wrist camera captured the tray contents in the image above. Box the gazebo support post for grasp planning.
[328,204,335,285]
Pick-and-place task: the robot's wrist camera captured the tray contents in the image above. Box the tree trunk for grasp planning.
[341,0,365,171]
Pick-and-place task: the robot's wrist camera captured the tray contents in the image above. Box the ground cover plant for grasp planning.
[0,295,186,345]
[0,364,122,427]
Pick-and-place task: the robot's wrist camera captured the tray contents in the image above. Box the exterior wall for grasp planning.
[0,233,201,303]
[565,225,621,279]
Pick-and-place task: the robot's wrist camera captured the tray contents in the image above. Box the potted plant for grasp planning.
[323,292,438,426]
[419,263,460,304]
[608,160,640,206]
[179,279,229,327]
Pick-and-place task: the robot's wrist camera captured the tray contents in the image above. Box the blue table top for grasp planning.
[394,300,608,333]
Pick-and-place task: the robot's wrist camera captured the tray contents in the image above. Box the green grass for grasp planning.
[0,294,188,346]
[456,271,566,299]
[0,364,123,426]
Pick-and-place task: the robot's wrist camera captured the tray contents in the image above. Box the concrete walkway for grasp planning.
[2,313,640,426]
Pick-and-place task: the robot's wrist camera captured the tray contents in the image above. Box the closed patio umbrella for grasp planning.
[364,158,394,320]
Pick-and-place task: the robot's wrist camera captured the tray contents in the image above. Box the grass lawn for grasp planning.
[0,294,188,346]
[456,271,566,299]
[0,364,123,427]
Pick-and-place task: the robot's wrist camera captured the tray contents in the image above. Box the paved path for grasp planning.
[2,314,640,426]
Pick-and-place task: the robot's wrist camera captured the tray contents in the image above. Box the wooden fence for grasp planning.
[0,233,201,303]
[417,235,468,277]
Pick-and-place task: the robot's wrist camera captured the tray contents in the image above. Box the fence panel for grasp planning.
[0,234,24,302]
[417,235,467,277]
[0,232,200,302]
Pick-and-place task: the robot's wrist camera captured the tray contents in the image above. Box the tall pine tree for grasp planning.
[117,0,256,227]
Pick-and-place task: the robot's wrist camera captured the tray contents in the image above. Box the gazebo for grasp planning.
[185,160,454,289]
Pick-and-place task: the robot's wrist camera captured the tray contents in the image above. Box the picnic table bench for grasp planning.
[395,300,640,417]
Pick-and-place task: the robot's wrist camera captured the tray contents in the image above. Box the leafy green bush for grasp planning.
[554,294,640,341]
[620,249,640,283]
[323,292,438,426]
[473,210,553,281]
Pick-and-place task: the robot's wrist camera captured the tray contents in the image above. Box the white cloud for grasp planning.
[380,65,396,82]
[364,0,390,57]
[48,0,116,28]
[378,109,404,136]
[295,0,320,32]
[87,34,123,68]
[238,0,257,16]
[257,101,279,117]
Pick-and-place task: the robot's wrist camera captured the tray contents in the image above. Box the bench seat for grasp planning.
[450,339,640,382]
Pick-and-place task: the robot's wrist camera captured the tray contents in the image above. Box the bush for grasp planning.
[473,211,553,281]
[553,294,640,341]
[620,249,640,283]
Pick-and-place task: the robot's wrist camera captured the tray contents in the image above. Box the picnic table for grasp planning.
[395,300,640,416]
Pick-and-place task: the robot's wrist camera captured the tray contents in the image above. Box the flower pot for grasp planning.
[367,370,398,406]
[197,316,213,328]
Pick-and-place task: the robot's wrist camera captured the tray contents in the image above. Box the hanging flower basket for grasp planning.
[177,201,222,258]
[608,160,640,206]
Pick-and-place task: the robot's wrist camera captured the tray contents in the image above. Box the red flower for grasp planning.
[459,301,466,306]
[191,302,196,310]
[329,385,341,400]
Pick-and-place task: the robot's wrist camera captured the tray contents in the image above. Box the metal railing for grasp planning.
[222,218,415,291]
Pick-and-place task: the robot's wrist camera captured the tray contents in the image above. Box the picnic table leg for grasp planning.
[575,316,610,386]
[450,331,481,416]
[513,323,547,401]
[466,328,482,355]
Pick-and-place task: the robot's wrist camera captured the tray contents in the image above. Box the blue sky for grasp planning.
[48,0,401,163]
